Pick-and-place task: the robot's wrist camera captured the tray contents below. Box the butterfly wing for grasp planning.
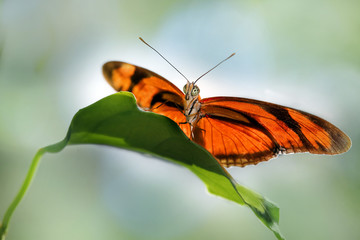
[102,61,191,136]
[194,97,351,167]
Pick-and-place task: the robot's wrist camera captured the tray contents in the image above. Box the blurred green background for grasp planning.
[1,0,359,239]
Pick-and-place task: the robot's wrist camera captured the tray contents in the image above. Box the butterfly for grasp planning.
[102,39,351,167]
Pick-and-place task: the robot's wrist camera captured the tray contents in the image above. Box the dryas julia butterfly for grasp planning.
[102,38,351,167]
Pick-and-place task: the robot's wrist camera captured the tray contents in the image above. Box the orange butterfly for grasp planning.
[102,38,351,167]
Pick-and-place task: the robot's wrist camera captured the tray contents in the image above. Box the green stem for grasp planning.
[0,148,46,240]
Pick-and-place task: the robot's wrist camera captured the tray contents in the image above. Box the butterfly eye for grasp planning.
[183,84,188,93]
[191,85,200,96]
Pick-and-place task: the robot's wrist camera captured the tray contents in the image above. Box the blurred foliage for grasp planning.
[0,0,359,239]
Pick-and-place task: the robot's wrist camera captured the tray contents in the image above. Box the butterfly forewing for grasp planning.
[199,97,351,167]
[103,61,184,109]
[103,61,351,168]
[103,61,191,137]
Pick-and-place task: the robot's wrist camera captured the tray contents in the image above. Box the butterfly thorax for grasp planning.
[183,82,201,127]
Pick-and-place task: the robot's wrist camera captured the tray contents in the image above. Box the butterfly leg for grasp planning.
[151,101,184,113]
[190,124,195,140]
[151,101,166,110]
[273,145,286,157]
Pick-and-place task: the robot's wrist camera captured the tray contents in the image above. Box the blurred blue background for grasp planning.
[1,0,359,239]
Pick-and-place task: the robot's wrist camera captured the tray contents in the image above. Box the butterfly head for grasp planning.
[183,82,200,101]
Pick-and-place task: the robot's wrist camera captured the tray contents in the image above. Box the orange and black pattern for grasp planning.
[103,61,351,167]
[197,97,350,167]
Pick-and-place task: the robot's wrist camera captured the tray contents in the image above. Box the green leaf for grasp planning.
[0,92,284,240]
[65,92,284,239]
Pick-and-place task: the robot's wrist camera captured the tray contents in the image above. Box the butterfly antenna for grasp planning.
[139,37,190,83]
[194,53,235,84]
